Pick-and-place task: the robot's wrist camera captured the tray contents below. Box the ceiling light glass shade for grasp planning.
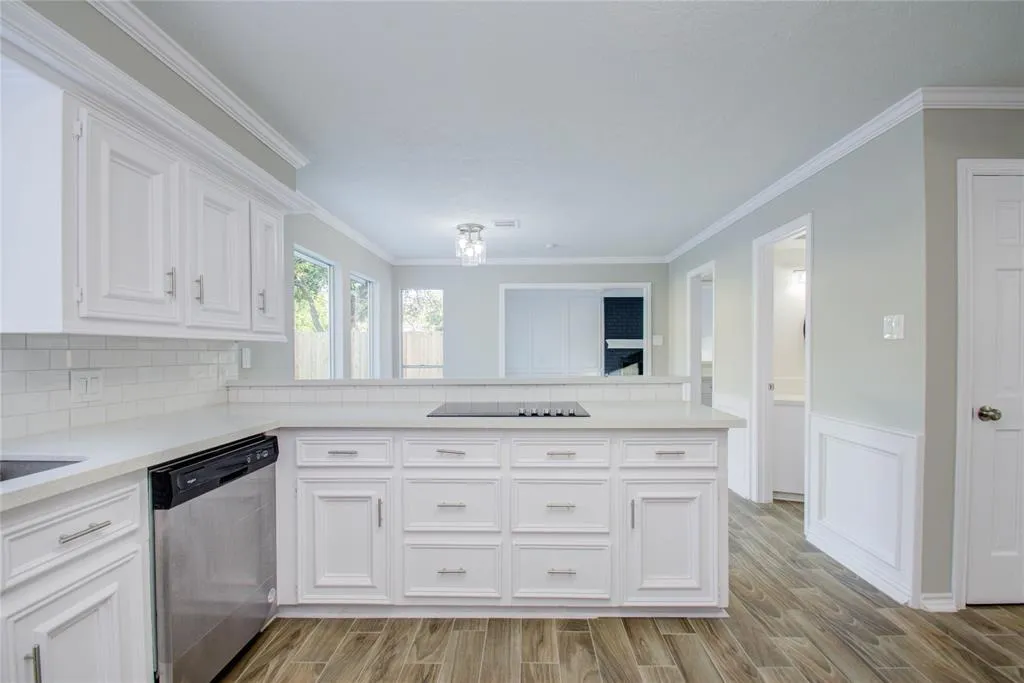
[789,268,807,288]
[455,223,486,266]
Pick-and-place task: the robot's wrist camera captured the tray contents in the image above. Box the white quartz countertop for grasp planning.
[0,401,743,511]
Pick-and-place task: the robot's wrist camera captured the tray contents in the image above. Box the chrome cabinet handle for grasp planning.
[436,449,466,457]
[257,289,267,313]
[25,645,41,683]
[193,275,204,304]
[546,450,576,458]
[978,405,1003,422]
[546,503,576,509]
[327,450,359,456]
[630,499,636,529]
[436,502,467,508]
[377,498,383,527]
[58,520,111,545]
[547,569,577,575]
[164,267,176,297]
[437,568,467,575]
[655,450,687,457]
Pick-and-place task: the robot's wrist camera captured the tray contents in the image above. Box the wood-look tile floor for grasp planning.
[217,494,1024,682]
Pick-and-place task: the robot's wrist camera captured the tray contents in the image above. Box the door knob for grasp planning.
[978,405,1003,422]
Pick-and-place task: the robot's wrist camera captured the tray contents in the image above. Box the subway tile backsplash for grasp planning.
[1,334,238,440]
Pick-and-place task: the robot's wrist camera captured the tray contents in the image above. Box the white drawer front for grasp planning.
[403,478,502,531]
[403,542,501,598]
[621,438,717,467]
[513,543,611,600]
[403,437,500,467]
[296,436,392,467]
[510,438,610,468]
[511,479,610,533]
[2,483,141,589]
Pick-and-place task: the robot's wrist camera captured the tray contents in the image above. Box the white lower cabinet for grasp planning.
[513,541,611,600]
[623,479,717,605]
[403,541,502,599]
[297,477,391,603]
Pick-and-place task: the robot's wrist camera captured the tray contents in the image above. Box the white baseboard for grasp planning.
[713,392,751,500]
[276,604,729,619]
[918,593,958,612]
[806,413,922,606]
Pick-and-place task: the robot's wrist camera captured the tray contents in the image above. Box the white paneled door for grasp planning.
[967,173,1024,604]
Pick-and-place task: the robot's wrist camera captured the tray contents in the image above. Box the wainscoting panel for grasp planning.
[806,413,921,604]
[713,393,750,500]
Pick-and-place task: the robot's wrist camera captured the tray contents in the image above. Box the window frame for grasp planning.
[348,272,378,379]
[293,247,339,379]
[400,288,444,379]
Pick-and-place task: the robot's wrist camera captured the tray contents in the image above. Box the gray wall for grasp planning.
[27,1,296,187]
[920,109,1024,593]
[393,264,671,378]
[240,214,394,380]
[669,114,927,431]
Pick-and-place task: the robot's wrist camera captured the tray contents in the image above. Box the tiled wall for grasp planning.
[228,381,685,405]
[1,334,238,440]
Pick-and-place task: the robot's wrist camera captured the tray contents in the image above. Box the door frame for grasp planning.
[952,158,1024,609]
[685,262,716,403]
[497,282,652,377]
[750,213,813,505]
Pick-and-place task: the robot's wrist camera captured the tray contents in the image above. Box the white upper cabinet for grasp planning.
[78,110,183,325]
[250,203,286,336]
[185,169,252,331]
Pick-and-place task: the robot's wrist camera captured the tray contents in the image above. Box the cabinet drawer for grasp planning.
[511,479,610,533]
[403,542,501,598]
[2,483,141,590]
[510,438,610,468]
[513,543,611,600]
[621,439,717,467]
[402,437,500,467]
[296,436,392,467]
[403,478,501,531]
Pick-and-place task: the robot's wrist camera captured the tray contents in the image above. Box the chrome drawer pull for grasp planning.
[25,645,42,683]
[546,450,576,458]
[59,520,111,545]
[436,449,466,457]
[257,289,267,313]
[436,502,467,508]
[547,569,577,576]
[437,568,467,575]
[164,267,177,297]
[378,498,383,527]
[327,450,359,456]
[546,503,576,509]
[193,274,204,304]
[655,450,687,457]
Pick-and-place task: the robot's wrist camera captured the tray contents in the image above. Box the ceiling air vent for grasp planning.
[492,219,519,230]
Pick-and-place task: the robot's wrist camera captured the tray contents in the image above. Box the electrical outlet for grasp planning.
[882,314,905,340]
[71,369,104,403]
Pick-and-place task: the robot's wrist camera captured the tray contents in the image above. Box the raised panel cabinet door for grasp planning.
[250,203,285,335]
[296,477,391,603]
[622,480,716,605]
[79,110,182,324]
[566,291,603,376]
[186,169,251,330]
[4,549,150,683]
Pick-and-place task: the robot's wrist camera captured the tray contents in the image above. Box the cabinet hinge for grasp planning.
[72,120,84,140]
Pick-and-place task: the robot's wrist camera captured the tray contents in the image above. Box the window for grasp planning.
[401,289,443,378]
[349,274,375,378]
[293,250,334,379]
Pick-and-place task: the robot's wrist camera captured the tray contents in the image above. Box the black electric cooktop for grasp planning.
[427,401,589,418]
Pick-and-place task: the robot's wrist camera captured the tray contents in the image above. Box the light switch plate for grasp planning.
[882,314,905,340]
[240,347,252,369]
[71,369,104,403]
[652,335,664,347]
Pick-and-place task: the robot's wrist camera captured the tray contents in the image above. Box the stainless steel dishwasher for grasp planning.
[150,434,278,683]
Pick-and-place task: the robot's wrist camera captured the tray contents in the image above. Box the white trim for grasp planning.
[277,604,728,619]
[87,1,308,169]
[918,593,958,613]
[952,158,1024,609]
[393,256,668,267]
[684,261,715,404]
[750,214,811,504]
[497,282,652,378]
[293,247,341,380]
[296,192,396,264]
[349,271,380,379]
[666,87,1024,262]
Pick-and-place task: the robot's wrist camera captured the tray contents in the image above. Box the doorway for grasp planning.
[685,263,715,406]
[954,161,1024,606]
[751,214,812,505]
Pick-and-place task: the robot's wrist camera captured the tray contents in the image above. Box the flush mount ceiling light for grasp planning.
[455,223,486,266]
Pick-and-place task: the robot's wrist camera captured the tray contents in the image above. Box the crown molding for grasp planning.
[666,86,1024,262]
[393,256,669,267]
[88,0,309,169]
[295,193,397,264]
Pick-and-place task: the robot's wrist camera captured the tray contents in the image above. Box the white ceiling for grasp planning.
[136,1,1024,261]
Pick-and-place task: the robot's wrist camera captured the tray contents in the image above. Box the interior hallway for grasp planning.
[217,494,1024,683]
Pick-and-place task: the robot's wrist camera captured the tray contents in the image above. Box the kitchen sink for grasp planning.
[0,458,84,482]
